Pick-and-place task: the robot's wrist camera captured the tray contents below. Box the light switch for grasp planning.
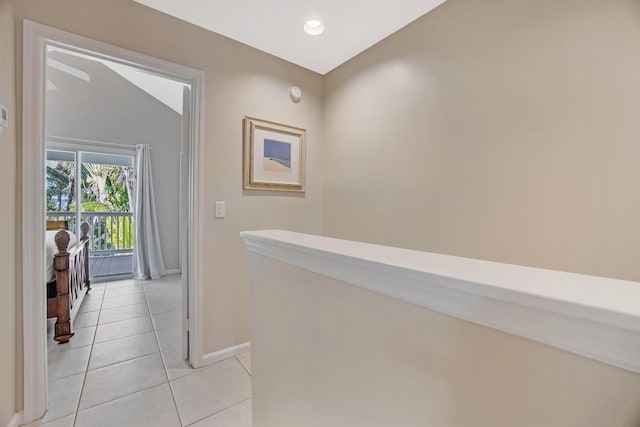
[0,104,7,128]
[215,201,225,218]
[0,104,7,135]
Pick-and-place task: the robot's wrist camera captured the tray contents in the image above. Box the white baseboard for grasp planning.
[7,412,23,427]
[201,342,251,367]
[165,269,180,275]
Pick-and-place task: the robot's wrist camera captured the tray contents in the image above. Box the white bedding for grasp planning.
[46,229,77,283]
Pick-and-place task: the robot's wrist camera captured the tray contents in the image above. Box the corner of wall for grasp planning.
[0,0,18,423]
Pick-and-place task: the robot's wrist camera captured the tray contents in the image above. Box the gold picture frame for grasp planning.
[243,116,306,192]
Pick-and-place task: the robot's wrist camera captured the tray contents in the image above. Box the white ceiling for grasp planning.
[47,46,188,114]
[132,0,447,75]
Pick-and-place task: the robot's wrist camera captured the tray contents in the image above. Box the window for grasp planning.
[46,149,135,256]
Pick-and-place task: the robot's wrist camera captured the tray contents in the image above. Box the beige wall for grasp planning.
[0,0,16,424]
[10,0,640,421]
[249,254,640,427]
[323,0,640,282]
[13,0,323,360]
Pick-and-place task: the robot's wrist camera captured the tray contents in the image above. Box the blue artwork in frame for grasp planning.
[244,116,306,192]
[263,139,292,171]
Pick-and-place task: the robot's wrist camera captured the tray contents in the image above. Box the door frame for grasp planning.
[22,20,205,423]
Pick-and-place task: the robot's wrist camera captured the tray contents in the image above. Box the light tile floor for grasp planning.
[28,275,252,427]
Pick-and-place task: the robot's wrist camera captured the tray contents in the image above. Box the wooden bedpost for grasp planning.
[53,230,74,343]
[80,221,91,292]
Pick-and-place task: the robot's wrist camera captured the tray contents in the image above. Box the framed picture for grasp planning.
[243,116,306,192]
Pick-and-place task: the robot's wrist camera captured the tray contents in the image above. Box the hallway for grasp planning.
[32,275,252,427]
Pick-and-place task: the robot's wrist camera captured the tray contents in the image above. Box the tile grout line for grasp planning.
[144,278,185,426]
[168,357,253,426]
[71,283,106,427]
[74,381,172,415]
[90,324,154,346]
[167,376,187,426]
[85,347,162,374]
[45,277,185,426]
[50,318,156,353]
[183,397,252,427]
[96,310,151,326]
[34,373,83,425]
[236,356,252,377]
[100,298,148,309]
[46,366,90,384]
[74,279,170,418]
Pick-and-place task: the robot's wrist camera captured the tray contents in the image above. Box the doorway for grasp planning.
[22,20,205,424]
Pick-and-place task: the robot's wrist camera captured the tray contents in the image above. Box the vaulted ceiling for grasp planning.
[132,0,447,75]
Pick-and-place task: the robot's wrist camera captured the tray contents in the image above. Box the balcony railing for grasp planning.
[46,211,134,255]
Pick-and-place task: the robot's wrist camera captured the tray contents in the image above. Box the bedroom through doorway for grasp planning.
[22,21,204,424]
[38,39,195,423]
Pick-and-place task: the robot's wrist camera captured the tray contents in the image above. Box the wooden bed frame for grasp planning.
[47,221,91,343]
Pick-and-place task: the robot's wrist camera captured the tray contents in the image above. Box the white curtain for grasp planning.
[133,144,166,280]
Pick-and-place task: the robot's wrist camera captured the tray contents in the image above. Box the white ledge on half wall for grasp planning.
[241,230,640,374]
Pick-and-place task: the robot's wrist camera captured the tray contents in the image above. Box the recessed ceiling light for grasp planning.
[304,20,325,36]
